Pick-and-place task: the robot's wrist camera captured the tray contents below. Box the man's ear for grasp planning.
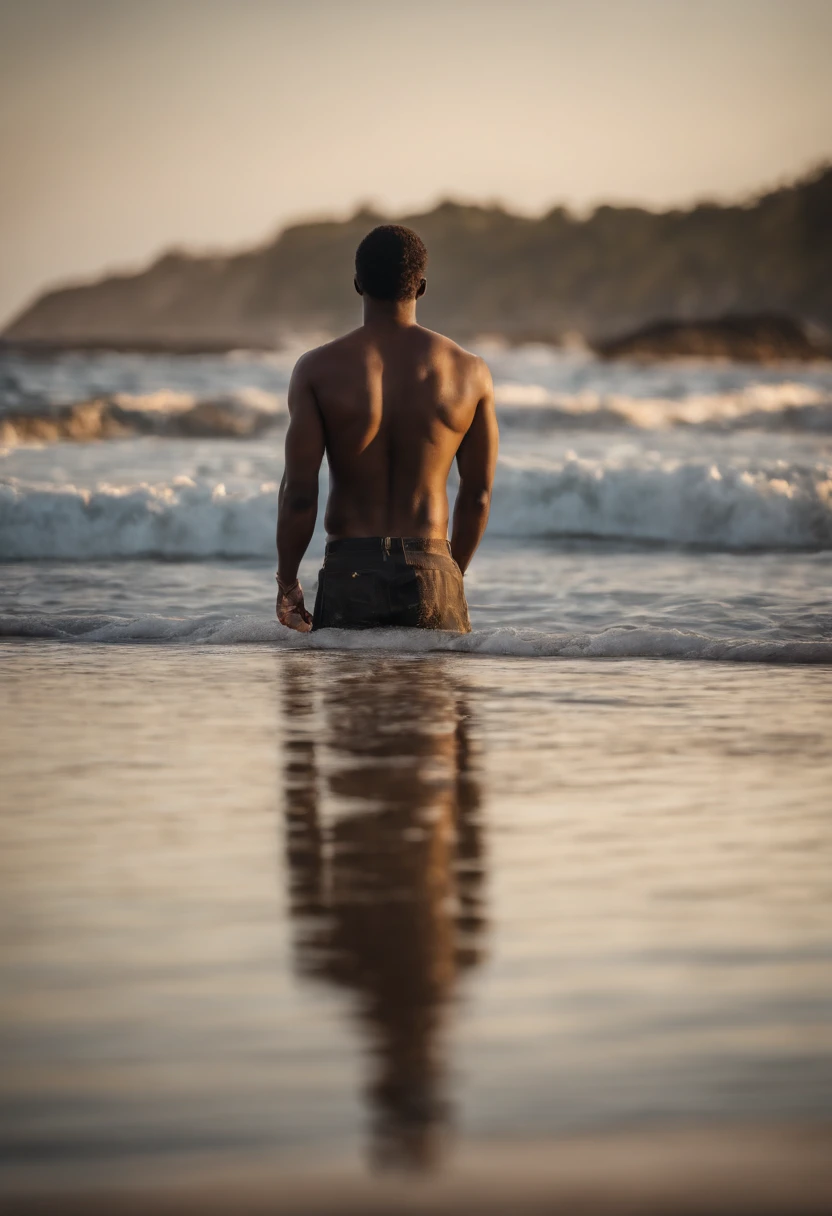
[354,277,363,296]
[416,278,427,299]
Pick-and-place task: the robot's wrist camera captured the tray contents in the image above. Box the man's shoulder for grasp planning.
[418,327,491,380]
[292,330,365,378]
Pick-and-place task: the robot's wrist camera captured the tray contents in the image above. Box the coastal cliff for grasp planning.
[4,165,831,355]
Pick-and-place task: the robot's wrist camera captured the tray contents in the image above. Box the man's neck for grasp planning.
[362,296,418,328]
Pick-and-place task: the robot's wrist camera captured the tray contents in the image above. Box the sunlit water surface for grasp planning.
[2,645,831,1202]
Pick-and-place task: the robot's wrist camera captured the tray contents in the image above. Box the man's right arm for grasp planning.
[276,353,325,629]
[451,360,499,573]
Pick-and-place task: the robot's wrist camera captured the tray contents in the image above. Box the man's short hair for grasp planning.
[355,225,427,301]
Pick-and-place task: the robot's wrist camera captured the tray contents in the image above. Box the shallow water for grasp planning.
[2,644,831,1200]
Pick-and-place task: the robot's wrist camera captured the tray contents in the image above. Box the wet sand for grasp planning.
[4,1128,832,1214]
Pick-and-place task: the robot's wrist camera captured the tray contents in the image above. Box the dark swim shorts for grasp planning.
[311,537,471,633]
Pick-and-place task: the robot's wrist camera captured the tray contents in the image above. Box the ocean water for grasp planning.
[1,343,831,659]
[1,346,832,1209]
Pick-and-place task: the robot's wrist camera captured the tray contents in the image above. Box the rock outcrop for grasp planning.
[595,314,831,363]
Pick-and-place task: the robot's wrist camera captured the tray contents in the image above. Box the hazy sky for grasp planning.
[1,0,830,325]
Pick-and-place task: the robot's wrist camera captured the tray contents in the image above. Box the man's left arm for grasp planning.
[276,355,325,631]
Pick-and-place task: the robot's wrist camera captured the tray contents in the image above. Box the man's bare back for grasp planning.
[298,324,492,538]
[276,225,498,632]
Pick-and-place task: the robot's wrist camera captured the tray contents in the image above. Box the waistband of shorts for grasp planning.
[324,536,451,559]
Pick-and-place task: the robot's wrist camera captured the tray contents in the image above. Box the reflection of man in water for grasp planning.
[281,656,487,1168]
[274,225,499,633]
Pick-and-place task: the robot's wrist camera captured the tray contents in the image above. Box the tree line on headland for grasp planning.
[4,164,830,360]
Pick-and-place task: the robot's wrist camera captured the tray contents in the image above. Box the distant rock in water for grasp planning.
[595,314,832,363]
[3,164,831,350]
[0,395,280,446]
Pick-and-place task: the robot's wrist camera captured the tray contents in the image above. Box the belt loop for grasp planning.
[383,536,391,560]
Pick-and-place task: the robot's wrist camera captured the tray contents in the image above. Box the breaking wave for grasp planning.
[3,382,832,444]
[493,455,832,548]
[0,389,284,445]
[1,612,829,664]
[494,381,832,431]
[2,454,829,559]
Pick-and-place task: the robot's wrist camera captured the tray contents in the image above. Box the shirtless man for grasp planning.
[275,225,498,633]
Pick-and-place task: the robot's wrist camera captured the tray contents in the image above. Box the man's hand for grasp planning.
[276,578,312,633]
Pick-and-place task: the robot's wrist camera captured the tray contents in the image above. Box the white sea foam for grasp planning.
[493,382,832,431]
[3,453,828,560]
[1,612,829,663]
[110,386,285,415]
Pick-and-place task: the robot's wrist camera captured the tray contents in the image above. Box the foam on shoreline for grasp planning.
[2,613,830,663]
